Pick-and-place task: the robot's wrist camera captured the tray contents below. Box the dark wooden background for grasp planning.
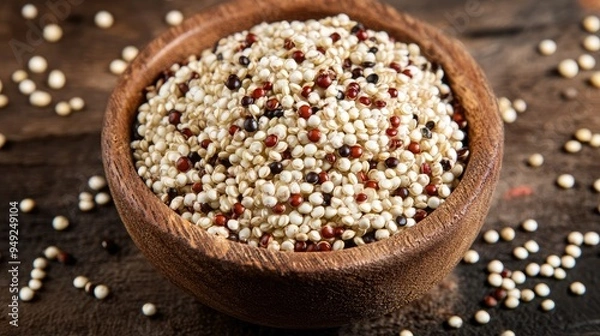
[1,0,599,335]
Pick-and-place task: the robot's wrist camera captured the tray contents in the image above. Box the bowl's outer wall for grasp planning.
[102,0,503,328]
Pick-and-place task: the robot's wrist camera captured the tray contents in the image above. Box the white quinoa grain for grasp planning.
[95,192,112,205]
[447,316,463,329]
[501,107,517,123]
[501,330,516,336]
[21,4,38,19]
[43,246,60,260]
[0,95,8,109]
[535,283,551,297]
[462,249,479,264]
[12,70,28,83]
[142,303,157,316]
[577,54,596,70]
[593,179,600,192]
[583,231,599,245]
[48,70,66,89]
[109,59,128,75]
[558,59,579,78]
[122,46,139,62]
[33,257,48,269]
[504,296,519,309]
[511,270,526,284]
[474,310,490,324]
[575,128,593,142]
[30,268,46,280]
[524,240,540,253]
[19,287,35,302]
[88,175,107,190]
[502,278,516,290]
[43,24,63,42]
[521,289,535,302]
[546,254,561,268]
[591,71,600,88]
[538,39,557,55]
[483,230,500,244]
[561,255,576,269]
[73,275,89,289]
[564,140,582,153]
[55,101,72,117]
[19,198,36,213]
[565,244,582,258]
[165,10,184,26]
[513,246,529,260]
[79,192,94,202]
[512,99,527,113]
[540,299,555,311]
[569,281,586,295]
[95,11,114,29]
[500,227,516,241]
[488,273,503,287]
[93,284,110,299]
[487,260,504,273]
[28,279,43,291]
[69,97,85,111]
[52,215,70,231]
[507,288,521,299]
[557,174,575,189]
[0,133,6,149]
[19,79,36,95]
[582,15,600,33]
[554,268,567,280]
[79,200,95,212]
[30,90,52,107]
[525,262,540,277]
[583,35,600,52]
[539,263,554,277]
[28,55,48,73]
[568,231,584,245]
[521,219,538,232]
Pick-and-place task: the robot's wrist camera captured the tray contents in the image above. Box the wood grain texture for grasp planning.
[101,0,503,328]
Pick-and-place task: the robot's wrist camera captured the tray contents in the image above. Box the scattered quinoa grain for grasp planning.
[565,244,582,258]
[122,46,139,62]
[487,260,504,273]
[525,262,540,277]
[0,133,6,149]
[52,215,70,231]
[524,240,540,253]
[33,257,48,269]
[43,246,60,260]
[590,71,600,88]
[521,219,538,232]
[79,200,95,212]
[504,296,519,309]
[521,289,535,302]
[21,4,38,19]
[558,59,579,78]
[43,24,63,42]
[28,279,42,291]
[554,268,567,280]
[55,101,72,117]
[512,99,527,113]
[48,70,66,89]
[561,255,576,269]
[557,174,575,189]
[19,287,35,302]
[88,175,107,190]
[488,273,503,287]
[19,79,36,95]
[109,59,128,75]
[447,316,463,329]
[30,90,52,107]
[575,128,593,142]
[538,39,557,55]
[501,330,516,336]
[583,231,599,245]
[12,70,28,83]
[483,230,500,244]
[546,254,561,268]
[535,283,551,297]
[577,54,596,70]
[73,275,90,289]
[0,95,8,109]
[30,268,46,280]
[463,250,479,264]
[93,284,110,299]
[69,97,85,111]
[568,231,584,246]
[95,192,111,205]
[474,310,490,324]
[500,227,516,241]
[564,140,582,153]
[583,35,600,52]
[399,330,413,336]
[582,15,600,33]
[511,270,526,284]
[165,10,184,26]
[569,281,586,295]
[593,179,600,192]
[142,303,157,316]
[539,263,554,277]
[540,299,555,311]
[501,107,517,123]
[28,55,48,73]
[513,246,529,260]
[95,11,114,29]
[19,198,36,213]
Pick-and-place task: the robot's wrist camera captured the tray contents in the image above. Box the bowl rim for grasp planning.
[102,0,503,275]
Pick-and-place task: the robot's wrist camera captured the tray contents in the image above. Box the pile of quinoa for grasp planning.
[131,14,469,252]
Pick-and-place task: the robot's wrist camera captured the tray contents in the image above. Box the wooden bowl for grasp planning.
[101,0,503,329]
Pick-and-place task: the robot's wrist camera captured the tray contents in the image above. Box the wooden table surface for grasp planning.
[1,0,599,335]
